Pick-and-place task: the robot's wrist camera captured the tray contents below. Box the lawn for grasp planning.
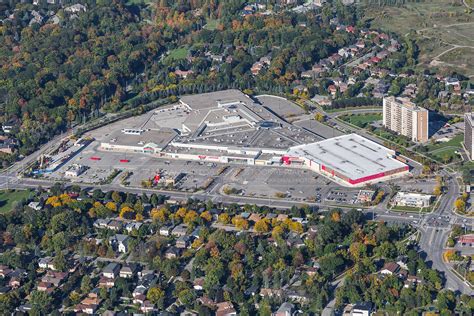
[424,134,464,163]
[204,19,220,30]
[0,190,31,213]
[426,134,464,152]
[164,48,188,62]
[340,113,382,128]
[428,147,460,163]
[391,205,433,213]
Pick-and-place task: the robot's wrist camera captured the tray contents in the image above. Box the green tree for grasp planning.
[30,290,52,314]
[81,275,92,294]
[147,287,165,305]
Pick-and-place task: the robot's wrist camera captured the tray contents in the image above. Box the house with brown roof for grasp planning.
[37,281,55,293]
[276,214,289,222]
[98,277,115,288]
[215,301,237,316]
[141,300,155,313]
[380,262,400,275]
[248,213,262,223]
[0,265,12,278]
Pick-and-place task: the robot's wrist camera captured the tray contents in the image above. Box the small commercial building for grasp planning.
[65,164,85,177]
[392,192,433,208]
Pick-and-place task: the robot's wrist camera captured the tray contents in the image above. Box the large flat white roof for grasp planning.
[288,134,407,181]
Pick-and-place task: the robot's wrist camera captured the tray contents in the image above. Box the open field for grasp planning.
[0,190,30,213]
[204,19,220,30]
[164,48,188,61]
[437,47,474,76]
[425,134,464,163]
[426,134,464,152]
[339,113,382,128]
[362,0,474,76]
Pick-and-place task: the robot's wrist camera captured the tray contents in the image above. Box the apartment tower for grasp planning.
[383,96,429,143]
[465,113,474,160]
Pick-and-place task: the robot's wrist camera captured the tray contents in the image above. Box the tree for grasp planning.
[69,291,81,305]
[349,242,367,261]
[119,206,135,219]
[254,218,270,233]
[81,275,92,294]
[436,290,456,311]
[178,288,196,306]
[53,251,67,271]
[200,211,212,222]
[232,216,249,231]
[454,198,466,213]
[176,207,187,219]
[331,211,341,222]
[112,191,123,204]
[147,287,165,305]
[151,207,167,222]
[315,112,325,122]
[184,210,198,224]
[105,201,117,212]
[272,225,284,240]
[30,290,52,314]
[376,241,397,259]
[218,213,230,224]
[259,299,272,316]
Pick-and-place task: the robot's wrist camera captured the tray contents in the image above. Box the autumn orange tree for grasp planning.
[232,216,249,231]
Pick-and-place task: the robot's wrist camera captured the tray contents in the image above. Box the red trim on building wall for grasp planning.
[322,164,409,185]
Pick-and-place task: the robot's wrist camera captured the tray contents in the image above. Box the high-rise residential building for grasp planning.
[383,96,429,143]
[465,113,474,160]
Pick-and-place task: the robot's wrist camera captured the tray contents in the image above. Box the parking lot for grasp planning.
[217,165,346,202]
[325,189,364,206]
[395,178,437,194]
[45,139,223,189]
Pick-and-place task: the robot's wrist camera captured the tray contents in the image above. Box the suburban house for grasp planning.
[171,224,188,237]
[125,222,143,233]
[38,257,56,270]
[27,201,43,211]
[215,301,237,316]
[159,225,173,236]
[109,234,130,253]
[275,302,294,316]
[102,263,121,279]
[176,235,191,249]
[380,262,400,275]
[120,264,140,279]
